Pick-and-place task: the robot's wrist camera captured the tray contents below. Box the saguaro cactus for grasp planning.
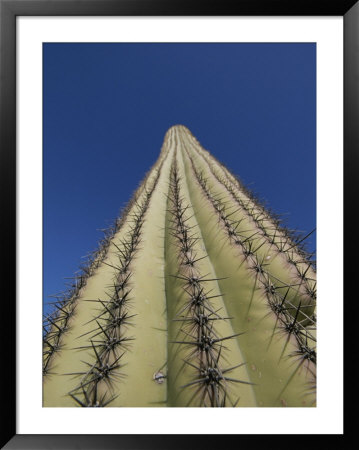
[43,125,316,407]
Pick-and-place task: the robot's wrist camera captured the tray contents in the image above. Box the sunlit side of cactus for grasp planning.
[43,125,316,407]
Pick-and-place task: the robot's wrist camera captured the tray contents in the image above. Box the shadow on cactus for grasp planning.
[43,125,316,407]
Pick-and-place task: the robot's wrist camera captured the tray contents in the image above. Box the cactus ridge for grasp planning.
[166,154,252,407]
[43,125,316,407]
[182,134,316,307]
[183,131,316,292]
[43,139,174,376]
[183,129,316,268]
[198,168,315,318]
[183,146,316,370]
[42,139,172,376]
[43,210,130,375]
[63,154,169,406]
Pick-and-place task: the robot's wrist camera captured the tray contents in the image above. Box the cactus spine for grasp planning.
[43,125,316,407]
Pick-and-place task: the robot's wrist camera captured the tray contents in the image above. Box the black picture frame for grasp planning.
[1,0,355,448]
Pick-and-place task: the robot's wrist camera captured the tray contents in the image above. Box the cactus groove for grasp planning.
[43,125,316,407]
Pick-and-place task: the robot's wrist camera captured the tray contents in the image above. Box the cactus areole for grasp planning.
[43,125,316,407]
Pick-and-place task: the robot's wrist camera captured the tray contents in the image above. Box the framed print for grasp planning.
[1,0,356,448]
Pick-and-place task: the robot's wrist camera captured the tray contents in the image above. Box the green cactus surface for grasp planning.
[43,125,316,407]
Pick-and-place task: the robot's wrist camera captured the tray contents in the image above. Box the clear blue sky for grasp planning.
[43,43,316,317]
